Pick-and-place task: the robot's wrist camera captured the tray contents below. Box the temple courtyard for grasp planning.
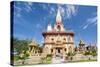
[14,53,97,66]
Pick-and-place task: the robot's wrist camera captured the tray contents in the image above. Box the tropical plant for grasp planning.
[13,38,31,54]
[19,50,30,64]
[84,46,97,57]
[66,52,76,61]
[91,49,97,57]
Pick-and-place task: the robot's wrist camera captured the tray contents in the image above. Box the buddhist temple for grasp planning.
[77,39,85,53]
[42,9,74,58]
[28,39,39,56]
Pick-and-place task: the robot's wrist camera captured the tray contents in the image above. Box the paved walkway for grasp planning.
[52,56,65,64]
[24,56,41,64]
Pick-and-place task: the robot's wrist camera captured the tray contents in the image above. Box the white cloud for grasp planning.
[14,5,22,18]
[14,2,33,18]
[43,17,47,21]
[58,6,65,17]
[82,16,97,30]
[46,4,77,21]
[14,2,77,22]
[49,7,56,14]
[55,5,77,19]
[14,34,28,40]
[36,23,42,29]
[83,24,89,29]
[24,2,33,12]
[65,5,77,19]
[87,16,97,24]
[42,4,47,10]
[57,4,77,20]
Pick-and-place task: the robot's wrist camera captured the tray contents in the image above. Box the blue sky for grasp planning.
[12,1,97,46]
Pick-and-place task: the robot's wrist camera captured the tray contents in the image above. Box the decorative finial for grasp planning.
[47,22,52,31]
[56,9,62,23]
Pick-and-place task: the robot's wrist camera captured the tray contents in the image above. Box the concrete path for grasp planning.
[52,56,65,64]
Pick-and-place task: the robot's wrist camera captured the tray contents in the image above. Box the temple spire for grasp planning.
[54,8,65,31]
[47,22,52,31]
[56,9,62,23]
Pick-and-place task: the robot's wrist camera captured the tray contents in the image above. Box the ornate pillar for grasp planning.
[72,45,74,53]
[28,47,31,56]
[62,48,65,60]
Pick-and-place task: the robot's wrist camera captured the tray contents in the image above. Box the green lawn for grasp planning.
[14,55,20,61]
[41,57,52,64]
[68,59,97,63]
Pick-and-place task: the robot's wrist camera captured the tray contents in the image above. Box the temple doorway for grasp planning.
[55,48,62,57]
[56,48,61,53]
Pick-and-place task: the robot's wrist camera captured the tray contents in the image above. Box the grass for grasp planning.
[79,59,97,62]
[44,60,51,64]
[13,55,97,66]
[42,57,52,64]
[14,55,20,61]
[67,59,97,63]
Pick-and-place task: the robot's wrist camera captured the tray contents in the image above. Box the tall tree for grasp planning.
[13,38,31,54]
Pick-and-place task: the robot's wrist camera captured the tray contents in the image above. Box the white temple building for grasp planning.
[42,9,74,58]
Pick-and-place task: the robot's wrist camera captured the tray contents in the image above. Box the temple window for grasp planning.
[51,38,54,41]
[57,25,61,31]
[58,49,60,53]
[69,46,72,51]
[35,51,37,54]
[65,48,66,51]
[63,38,66,41]
[68,36,71,42]
[51,49,53,53]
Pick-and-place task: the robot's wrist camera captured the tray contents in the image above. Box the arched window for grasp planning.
[65,48,66,51]
[51,38,54,41]
[69,46,72,50]
[57,25,61,31]
[63,38,66,41]
[68,36,71,42]
[51,49,53,53]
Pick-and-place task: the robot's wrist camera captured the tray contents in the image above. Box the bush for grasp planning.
[84,51,90,55]
[46,54,52,58]
[70,56,73,60]
[84,49,97,57]
[66,52,76,56]
[14,55,19,61]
